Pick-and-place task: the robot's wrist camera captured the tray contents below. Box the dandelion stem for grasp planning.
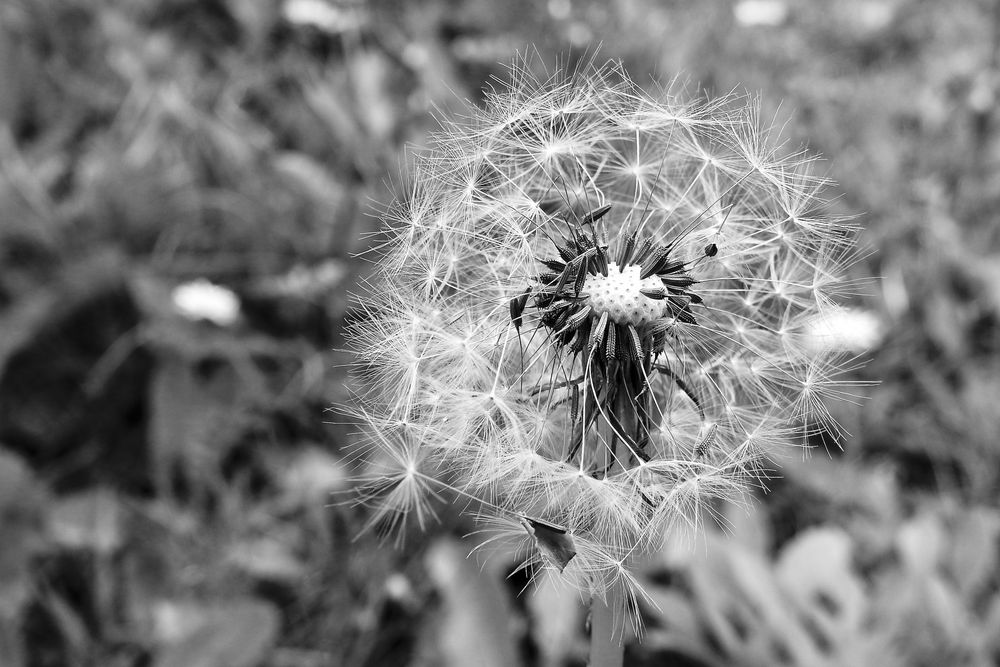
[588,587,624,667]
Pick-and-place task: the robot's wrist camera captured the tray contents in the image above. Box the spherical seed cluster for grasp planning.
[350,58,860,615]
[584,263,671,327]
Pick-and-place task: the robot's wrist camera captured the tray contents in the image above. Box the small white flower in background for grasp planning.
[350,57,861,620]
[806,308,883,354]
[734,0,790,27]
[282,0,365,34]
[171,279,240,326]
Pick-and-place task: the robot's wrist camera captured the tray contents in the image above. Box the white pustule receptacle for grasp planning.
[583,262,670,327]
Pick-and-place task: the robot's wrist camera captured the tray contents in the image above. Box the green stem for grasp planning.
[588,587,624,667]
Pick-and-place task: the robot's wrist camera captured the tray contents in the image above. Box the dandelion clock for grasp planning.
[349,57,860,665]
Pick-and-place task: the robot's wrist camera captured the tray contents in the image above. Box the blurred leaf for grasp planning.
[944,507,1000,600]
[278,446,347,505]
[719,497,771,555]
[0,101,70,232]
[222,0,281,51]
[983,594,1000,657]
[0,619,25,667]
[273,152,346,208]
[780,456,901,563]
[0,8,32,129]
[873,567,985,667]
[0,449,45,667]
[424,538,520,667]
[644,529,903,667]
[227,535,306,583]
[348,50,400,146]
[152,598,279,667]
[38,585,91,663]
[893,503,1000,606]
[0,248,126,380]
[526,574,583,667]
[269,647,336,667]
[649,531,823,666]
[775,529,867,657]
[897,510,945,574]
[147,339,263,495]
[301,70,374,174]
[47,487,122,555]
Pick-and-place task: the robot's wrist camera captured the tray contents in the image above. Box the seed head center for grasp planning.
[584,262,669,327]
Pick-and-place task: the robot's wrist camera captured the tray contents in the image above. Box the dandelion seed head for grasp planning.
[349,56,861,605]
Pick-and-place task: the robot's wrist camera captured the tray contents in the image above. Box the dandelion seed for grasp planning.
[349,56,860,630]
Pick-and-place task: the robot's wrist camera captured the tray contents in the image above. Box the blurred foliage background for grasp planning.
[1,0,1000,665]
